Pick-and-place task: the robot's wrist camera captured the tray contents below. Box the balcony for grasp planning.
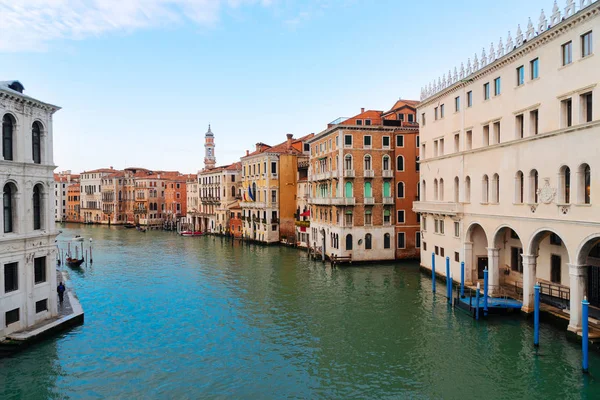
[383,196,394,205]
[240,201,266,209]
[344,169,355,178]
[364,197,375,205]
[308,197,331,205]
[364,170,374,178]
[412,201,463,216]
[344,197,355,206]
[295,220,310,228]
[382,170,394,178]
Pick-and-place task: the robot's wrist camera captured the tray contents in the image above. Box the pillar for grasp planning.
[568,264,587,333]
[487,247,500,294]
[522,255,537,312]
[464,242,473,284]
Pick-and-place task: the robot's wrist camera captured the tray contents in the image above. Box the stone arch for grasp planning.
[526,227,572,262]
[465,221,490,282]
[492,224,525,282]
[576,233,600,266]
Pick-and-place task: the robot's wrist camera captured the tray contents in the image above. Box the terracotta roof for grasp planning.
[386,99,419,113]
[339,110,384,126]
[81,168,117,174]
[225,162,242,171]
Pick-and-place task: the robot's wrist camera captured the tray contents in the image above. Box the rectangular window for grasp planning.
[440,220,445,235]
[365,211,372,225]
[440,104,445,118]
[35,299,48,313]
[363,136,371,147]
[383,136,390,148]
[484,83,490,100]
[423,242,427,251]
[530,58,539,79]
[454,133,460,152]
[582,92,593,123]
[494,77,501,96]
[344,135,352,146]
[5,308,19,326]
[34,256,46,284]
[516,114,524,139]
[423,216,427,231]
[304,143,309,152]
[421,113,426,126]
[582,31,593,58]
[271,190,276,203]
[434,219,439,233]
[397,233,406,249]
[408,114,414,122]
[356,120,363,126]
[399,113,405,121]
[562,98,573,128]
[415,233,421,249]
[434,107,438,120]
[562,41,572,65]
[517,66,525,86]
[365,119,371,126]
[466,130,472,150]
[345,212,353,226]
[271,162,277,174]
[455,252,460,263]
[4,262,18,293]
[483,125,490,146]
[467,91,473,107]
[530,109,539,135]
[455,96,460,112]
[493,121,501,144]
[416,135,420,148]
[440,247,445,257]
[454,222,460,237]
[397,210,405,223]
[551,255,562,284]
[396,135,404,147]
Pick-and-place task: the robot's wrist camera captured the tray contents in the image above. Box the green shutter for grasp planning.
[383,181,390,197]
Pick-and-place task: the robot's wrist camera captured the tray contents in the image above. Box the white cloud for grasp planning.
[0,0,274,52]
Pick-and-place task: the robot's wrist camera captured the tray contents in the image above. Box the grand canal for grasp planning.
[1,224,599,399]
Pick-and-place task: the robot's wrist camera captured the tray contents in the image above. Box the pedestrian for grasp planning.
[57,281,66,303]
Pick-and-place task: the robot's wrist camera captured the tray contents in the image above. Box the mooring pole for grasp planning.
[432,252,436,293]
[582,297,589,373]
[89,238,93,263]
[460,261,465,298]
[483,268,489,315]
[475,282,480,320]
[446,256,451,303]
[534,283,540,347]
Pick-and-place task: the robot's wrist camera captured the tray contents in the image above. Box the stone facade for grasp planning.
[416,0,600,332]
[1,80,60,338]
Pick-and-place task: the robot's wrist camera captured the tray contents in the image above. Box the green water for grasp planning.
[1,224,599,399]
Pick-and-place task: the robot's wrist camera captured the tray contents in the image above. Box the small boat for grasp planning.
[124,223,136,229]
[72,235,84,242]
[180,231,203,237]
[66,257,85,267]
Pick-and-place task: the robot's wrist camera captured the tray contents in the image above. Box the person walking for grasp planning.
[57,282,66,303]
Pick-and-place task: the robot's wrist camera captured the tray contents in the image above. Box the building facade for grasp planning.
[80,168,114,223]
[1,80,60,337]
[415,0,599,333]
[66,183,81,222]
[53,170,78,222]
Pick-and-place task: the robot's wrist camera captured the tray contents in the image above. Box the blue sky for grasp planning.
[1,0,556,173]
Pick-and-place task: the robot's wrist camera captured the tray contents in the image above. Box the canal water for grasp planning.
[1,224,599,399]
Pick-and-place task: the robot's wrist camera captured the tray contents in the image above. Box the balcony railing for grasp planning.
[364,197,375,205]
[364,170,374,178]
[382,170,394,178]
[344,169,355,178]
[383,196,394,205]
[413,201,463,215]
[240,201,266,209]
[344,197,355,206]
[308,197,331,205]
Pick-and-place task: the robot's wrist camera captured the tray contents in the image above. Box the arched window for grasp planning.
[559,166,571,204]
[382,156,390,171]
[439,178,444,201]
[364,182,372,198]
[33,184,42,230]
[515,171,524,204]
[383,181,391,197]
[433,179,439,200]
[345,181,353,198]
[3,114,15,161]
[482,175,489,203]
[492,174,499,203]
[3,183,15,233]
[397,182,405,198]
[454,177,459,203]
[32,121,42,164]
[364,155,371,171]
[579,164,591,204]
[346,234,353,250]
[344,155,353,170]
[396,155,404,171]
[530,169,539,203]
[365,233,372,250]
[384,233,391,249]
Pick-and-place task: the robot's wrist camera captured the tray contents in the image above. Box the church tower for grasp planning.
[204,124,216,170]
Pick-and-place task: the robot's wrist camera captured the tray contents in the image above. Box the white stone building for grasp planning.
[80,167,114,223]
[54,170,78,222]
[415,0,599,333]
[1,80,60,338]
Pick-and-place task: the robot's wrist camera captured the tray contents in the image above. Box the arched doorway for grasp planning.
[576,235,600,321]
[465,223,489,284]
[492,226,524,296]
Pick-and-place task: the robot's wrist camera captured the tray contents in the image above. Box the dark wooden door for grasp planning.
[588,266,600,308]
[477,257,488,279]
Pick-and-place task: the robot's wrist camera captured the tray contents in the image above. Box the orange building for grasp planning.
[228,201,243,238]
[164,175,188,226]
[66,183,81,222]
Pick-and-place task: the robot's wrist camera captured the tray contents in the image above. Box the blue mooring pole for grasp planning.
[432,252,436,293]
[534,283,540,347]
[583,297,589,373]
[483,268,489,315]
[475,282,480,320]
[460,261,465,298]
[446,257,451,303]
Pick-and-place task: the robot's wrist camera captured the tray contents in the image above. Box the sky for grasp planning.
[1,0,557,173]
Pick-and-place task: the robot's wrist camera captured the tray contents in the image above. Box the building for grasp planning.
[66,183,81,222]
[54,170,78,222]
[295,158,311,247]
[198,166,224,233]
[1,80,60,337]
[164,175,188,228]
[185,174,200,231]
[80,167,115,223]
[100,170,125,224]
[215,162,242,234]
[306,105,420,262]
[229,201,243,238]
[240,133,313,244]
[414,0,599,333]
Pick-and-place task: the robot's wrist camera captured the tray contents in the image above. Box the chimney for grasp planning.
[110,166,113,169]
[286,133,293,150]
[255,143,261,151]
[361,107,365,113]
[246,150,249,156]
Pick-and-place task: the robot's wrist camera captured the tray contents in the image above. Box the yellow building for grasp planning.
[240,133,313,243]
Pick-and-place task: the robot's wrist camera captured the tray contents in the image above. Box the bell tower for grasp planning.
[204,124,216,170]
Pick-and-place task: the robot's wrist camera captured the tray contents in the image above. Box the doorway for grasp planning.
[477,257,488,279]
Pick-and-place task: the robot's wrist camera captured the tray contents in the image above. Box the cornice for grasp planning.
[0,91,61,113]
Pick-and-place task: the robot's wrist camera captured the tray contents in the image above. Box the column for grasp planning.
[464,242,473,284]
[568,263,587,333]
[487,247,500,294]
[521,255,537,312]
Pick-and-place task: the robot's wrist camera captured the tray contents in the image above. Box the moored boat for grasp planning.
[180,231,203,237]
[66,257,85,267]
[124,223,136,229]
